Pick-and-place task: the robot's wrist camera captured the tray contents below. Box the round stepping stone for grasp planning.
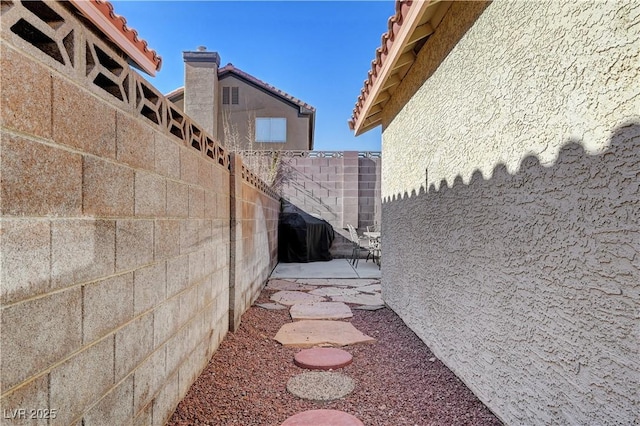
[286,371,355,401]
[294,347,353,370]
[281,409,364,426]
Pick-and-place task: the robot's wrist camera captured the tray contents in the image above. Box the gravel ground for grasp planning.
[168,289,502,426]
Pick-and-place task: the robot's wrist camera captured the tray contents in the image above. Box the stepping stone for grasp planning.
[255,303,288,311]
[274,320,376,348]
[286,371,355,401]
[270,291,326,306]
[308,287,360,297]
[332,293,384,306]
[281,410,364,426]
[356,283,382,294]
[290,302,353,321]
[266,279,317,292]
[294,347,353,370]
[353,304,385,311]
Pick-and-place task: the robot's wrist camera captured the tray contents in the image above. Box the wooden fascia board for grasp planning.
[353,1,434,135]
[70,0,158,76]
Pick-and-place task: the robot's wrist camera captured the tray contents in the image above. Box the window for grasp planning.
[222,86,239,105]
[255,118,286,142]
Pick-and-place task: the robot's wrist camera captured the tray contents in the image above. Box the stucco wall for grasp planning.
[1,2,279,424]
[381,1,639,424]
[217,74,311,151]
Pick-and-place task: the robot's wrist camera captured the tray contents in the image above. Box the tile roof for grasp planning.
[218,63,316,113]
[69,0,161,76]
[349,0,451,135]
[166,64,316,114]
[349,0,413,133]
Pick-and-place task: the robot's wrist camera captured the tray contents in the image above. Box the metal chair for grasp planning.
[347,224,370,268]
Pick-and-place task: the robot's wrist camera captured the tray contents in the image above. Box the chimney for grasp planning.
[183,46,220,136]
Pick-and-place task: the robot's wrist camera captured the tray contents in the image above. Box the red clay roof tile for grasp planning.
[69,0,161,75]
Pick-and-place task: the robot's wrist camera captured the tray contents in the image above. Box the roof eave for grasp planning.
[69,0,161,76]
[352,1,434,136]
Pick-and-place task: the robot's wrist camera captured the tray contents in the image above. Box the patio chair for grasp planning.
[347,224,370,268]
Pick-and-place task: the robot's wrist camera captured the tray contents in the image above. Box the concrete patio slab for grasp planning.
[270,259,380,279]
[270,291,326,306]
[274,320,376,348]
[286,371,355,401]
[308,287,360,297]
[331,293,384,306]
[290,302,353,321]
[296,278,379,288]
[265,279,317,292]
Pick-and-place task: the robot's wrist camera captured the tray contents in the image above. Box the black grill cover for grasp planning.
[278,204,334,262]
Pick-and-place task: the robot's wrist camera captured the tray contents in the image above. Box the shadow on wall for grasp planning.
[381,122,639,424]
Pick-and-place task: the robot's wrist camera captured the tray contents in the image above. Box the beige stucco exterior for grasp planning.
[217,73,312,151]
[168,64,314,151]
[379,1,639,424]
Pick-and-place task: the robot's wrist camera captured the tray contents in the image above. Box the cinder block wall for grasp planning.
[229,155,279,330]
[381,1,639,424]
[280,152,381,256]
[1,2,278,424]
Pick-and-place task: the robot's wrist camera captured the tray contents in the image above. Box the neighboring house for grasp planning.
[167,49,315,151]
[351,1,638,425]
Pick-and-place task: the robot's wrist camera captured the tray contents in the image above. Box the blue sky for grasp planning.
[112,1,395,151]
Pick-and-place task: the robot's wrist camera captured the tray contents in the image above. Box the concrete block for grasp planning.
[199,159,215,191]
[165,328,187,377]
[83,273,134,344]
[0,374,49,426]
[154,220,180,261]
[53,76,116,159]
[50,337,114,425]
[135,171,166,217]
[180,220,204,254]
[116,112,154,171]
[1,135,82,216]
[189,250,206,284]
[155,135,180,179]
[1,219,50,305]
[116,220,154,272]
[51,219,115,291]
[152,373,179,426]
[180,149,200,186]
[0,44,51,139]
[115,313,154,381]
[204,191,217,219]
[133,348,166,414]
[154,295,181,348]
[133,262,167,315]
[82,376,133,426]
[188,186,205,219]
[133,403,152,426]
[166,255,189,298]
[179,285,199,326]
[83,156,134,217]
[166,180,189,218]
[1,288,82,390]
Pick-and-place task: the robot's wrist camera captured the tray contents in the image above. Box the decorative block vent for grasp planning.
[1,0,254,197]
